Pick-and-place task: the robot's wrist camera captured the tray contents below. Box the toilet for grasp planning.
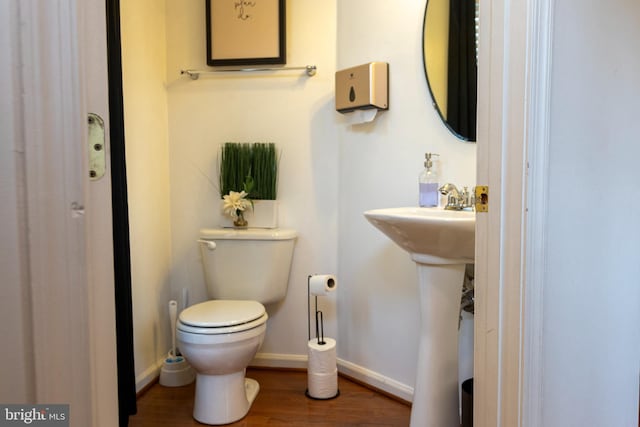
[176,228,297,425]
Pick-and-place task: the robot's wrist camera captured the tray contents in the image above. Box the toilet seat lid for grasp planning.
[179,300,266,328]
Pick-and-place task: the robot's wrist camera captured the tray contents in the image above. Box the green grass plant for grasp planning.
[219,142,252,197]
[251,143,278,200]
[219,142,278,200]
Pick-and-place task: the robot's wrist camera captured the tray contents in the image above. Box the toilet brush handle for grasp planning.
[169,300,178,360]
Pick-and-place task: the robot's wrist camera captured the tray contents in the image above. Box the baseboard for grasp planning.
[136,352,307,391]
[136,376,158,399]
[137,352,413,404]
[337,358,414,403]
[135,356,165,393]
[250,352,308,369]
[250,352,414,403]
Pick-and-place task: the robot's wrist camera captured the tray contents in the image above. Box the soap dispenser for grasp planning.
[419,153,439,207]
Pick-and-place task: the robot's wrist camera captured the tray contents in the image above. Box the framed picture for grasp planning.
[206,0,286,66]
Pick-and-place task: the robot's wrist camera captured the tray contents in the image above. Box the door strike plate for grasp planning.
[88,113,106,181]
[475,186,489,212]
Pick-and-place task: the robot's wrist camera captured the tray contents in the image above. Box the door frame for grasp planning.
[474,0,552,426]
[104,0,138,421]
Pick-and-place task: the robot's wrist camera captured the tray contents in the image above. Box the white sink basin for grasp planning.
[364,207,475,264]
[363,206,476,427]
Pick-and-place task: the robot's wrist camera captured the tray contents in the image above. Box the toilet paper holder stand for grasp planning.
[306,275,340,400]
[307,275,327,345]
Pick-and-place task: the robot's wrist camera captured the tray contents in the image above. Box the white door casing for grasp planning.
[474,0,553,426]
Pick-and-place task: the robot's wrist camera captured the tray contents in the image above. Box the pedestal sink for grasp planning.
[364,207,475,427]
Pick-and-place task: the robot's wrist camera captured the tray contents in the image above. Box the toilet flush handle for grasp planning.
[197,239,216,251]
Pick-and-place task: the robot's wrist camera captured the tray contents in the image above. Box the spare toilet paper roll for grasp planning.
[307,368,338,399]
[309,274,337,296]
[308,338,337,374]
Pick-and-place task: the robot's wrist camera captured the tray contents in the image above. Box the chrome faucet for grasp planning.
[439,184,475,211]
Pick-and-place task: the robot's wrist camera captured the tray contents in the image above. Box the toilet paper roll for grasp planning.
[308,338,337,374]
[307,368,338,399]
[309,274,337,296]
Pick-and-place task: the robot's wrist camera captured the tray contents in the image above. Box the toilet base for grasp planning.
[193,371,260,425]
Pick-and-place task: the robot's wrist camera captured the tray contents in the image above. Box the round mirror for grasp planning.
[423,0,478,142]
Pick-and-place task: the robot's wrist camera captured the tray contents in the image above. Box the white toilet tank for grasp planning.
[198,228,297,305]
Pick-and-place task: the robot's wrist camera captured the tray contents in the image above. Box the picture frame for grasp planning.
[206,0,286,66]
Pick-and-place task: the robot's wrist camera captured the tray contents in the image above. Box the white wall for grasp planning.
[336,0,476,394]
[120,0,173,389]
[164,1,339,357]
[543,0,640,425]
[0,0,35,403]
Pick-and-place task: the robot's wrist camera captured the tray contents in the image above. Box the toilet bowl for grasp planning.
[177,300,268,425]
[178,228,296,425]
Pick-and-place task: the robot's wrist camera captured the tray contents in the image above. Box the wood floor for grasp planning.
[129,368,411,427]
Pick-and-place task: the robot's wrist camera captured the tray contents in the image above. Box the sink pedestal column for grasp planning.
[363,207,475,427]
[411,262,465,427]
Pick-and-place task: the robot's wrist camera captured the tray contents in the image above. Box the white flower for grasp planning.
[222,191,251,219]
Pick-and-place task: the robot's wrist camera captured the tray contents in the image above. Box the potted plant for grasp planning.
[219,142,279,228]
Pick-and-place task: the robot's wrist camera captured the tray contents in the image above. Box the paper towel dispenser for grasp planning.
[335,62,388,113]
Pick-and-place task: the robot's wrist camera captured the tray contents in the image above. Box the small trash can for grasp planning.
[461,378,473,427]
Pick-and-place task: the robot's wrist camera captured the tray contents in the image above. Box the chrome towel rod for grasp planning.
[181,65,317,80]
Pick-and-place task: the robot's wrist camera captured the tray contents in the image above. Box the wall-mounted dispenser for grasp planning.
[335,62,389,114]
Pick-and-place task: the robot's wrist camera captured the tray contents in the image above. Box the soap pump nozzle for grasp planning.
[424,153,439,170]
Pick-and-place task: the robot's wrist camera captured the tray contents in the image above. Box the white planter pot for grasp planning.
[219,199,278,229]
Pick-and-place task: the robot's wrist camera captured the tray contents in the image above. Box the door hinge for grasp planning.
[475,186,489,212]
